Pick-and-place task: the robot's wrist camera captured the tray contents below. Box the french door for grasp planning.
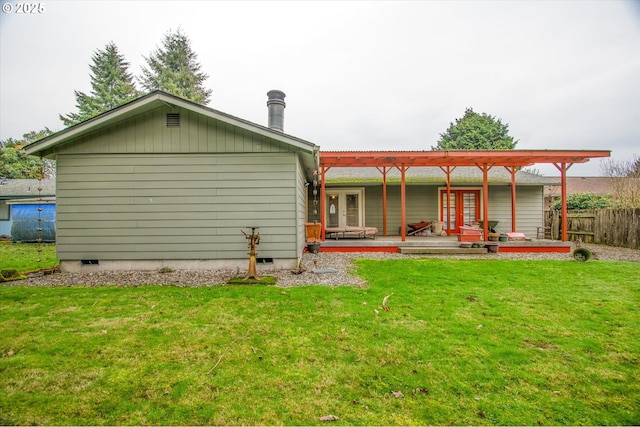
[325,189,364,228]
[440,189,480,233]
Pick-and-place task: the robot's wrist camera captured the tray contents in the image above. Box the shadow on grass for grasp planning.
[226,276,277,286]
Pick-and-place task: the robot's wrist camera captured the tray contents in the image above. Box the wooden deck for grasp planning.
[318,235,572,254]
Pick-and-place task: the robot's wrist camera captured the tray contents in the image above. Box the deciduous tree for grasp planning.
[0,129,55,179]
[600,154,640,208]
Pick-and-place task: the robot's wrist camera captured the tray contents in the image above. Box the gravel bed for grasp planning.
[11,242,639,288]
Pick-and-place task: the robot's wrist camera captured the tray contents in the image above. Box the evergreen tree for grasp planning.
[59,42,139,126]
[139,28,212,104]
[433,108,517,150]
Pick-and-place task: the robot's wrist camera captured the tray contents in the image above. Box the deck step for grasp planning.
[400,247,488,255]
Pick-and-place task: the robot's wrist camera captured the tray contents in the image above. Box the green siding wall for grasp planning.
[487,186,544,236]
[52,106,300,156]
[363,185,439,234]
[56,153,300,261]
[321,183,544,237]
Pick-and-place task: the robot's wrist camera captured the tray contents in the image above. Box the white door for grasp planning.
[325,189,364,228]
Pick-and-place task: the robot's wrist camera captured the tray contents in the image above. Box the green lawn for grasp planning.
[1,258,639,425]
[0,242,58,273]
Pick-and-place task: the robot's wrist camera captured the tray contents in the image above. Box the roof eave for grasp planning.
[24,92,165,156]
[320,150,611,168]
[155,93,318,154]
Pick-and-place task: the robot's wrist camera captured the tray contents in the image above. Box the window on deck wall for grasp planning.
[0,202,9,221]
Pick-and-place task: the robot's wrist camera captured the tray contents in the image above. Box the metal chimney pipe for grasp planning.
[267,90,286,132]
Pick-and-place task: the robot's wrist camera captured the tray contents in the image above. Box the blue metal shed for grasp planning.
[9,201,56,242]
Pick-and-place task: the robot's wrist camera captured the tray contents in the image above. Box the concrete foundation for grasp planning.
[60,258,300,273]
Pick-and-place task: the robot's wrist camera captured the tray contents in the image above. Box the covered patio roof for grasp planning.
[320,149,610,168]
[317,149,611,242]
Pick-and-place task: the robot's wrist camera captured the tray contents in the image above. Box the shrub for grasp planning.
[551,192,612,210]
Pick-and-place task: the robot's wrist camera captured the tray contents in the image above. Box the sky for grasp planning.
[1,0,638,176]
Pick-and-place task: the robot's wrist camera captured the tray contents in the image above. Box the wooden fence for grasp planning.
[545,208,640,249]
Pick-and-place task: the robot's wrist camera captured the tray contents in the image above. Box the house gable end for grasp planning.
[48,105,303,156]
[25,91,318,159]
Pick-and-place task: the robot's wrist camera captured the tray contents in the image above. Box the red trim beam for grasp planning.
[320,150,610,168]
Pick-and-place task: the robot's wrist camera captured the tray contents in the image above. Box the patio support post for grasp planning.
[439,166,455,235]
[446,170,451,235]
[398,165,409,242]
[505,166,518,232]
[320,166,329,240]
[553,162,572,242]
[479,163,492,240]
[376,167,389,236]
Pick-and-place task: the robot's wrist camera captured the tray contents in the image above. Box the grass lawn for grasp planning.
[1,258,639,425]
[0,242,58,273]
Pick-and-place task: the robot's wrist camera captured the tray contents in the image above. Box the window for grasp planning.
[0,201,9,221]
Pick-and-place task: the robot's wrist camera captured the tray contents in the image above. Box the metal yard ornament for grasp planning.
[241,227,261,280]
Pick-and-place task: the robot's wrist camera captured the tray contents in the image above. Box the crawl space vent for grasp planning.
[166,113,180,127]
